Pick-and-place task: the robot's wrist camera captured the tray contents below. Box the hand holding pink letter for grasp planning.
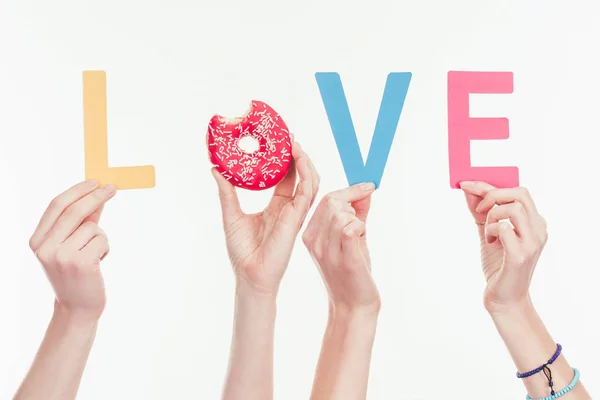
[460,181,547,309]
[303,183,379,400]
[460,181,590,399]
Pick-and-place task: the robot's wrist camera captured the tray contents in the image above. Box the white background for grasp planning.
[1,0,599,399]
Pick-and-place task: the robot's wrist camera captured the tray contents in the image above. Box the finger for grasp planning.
[81,235,110,262]
[329,182,375,204]
[211,168,243,227]
[351,194,372,223]
[302,197,350,246]
[270,149,298,206]
[460,181,496,221]
[84,204,104,225]
[476,187,538,215]
[486,202,535,243]
[290,153,313,221]
[29,179,99,250]
[46,186,116,245]
[277,157,313,230]
[459,181,497,197]
[342,219,367,264]
[63,221,107,250]
[303,147,320,206]
[329,211,356,251]
[486,221,520,254]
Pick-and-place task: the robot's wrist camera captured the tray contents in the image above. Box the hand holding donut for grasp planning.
[212,142,319,295]
[29,180,116,321]
[460,181,548,312]
[302,184,380,314]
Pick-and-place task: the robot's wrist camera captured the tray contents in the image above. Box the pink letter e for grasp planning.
[447,71,519,189]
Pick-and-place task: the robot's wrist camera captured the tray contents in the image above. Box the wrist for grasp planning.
[235,273,280,298]
[234,279,277,321]
[484,292,534,318]
[329,299,381,321]
[52,301,101,332]
[328,303,380,330]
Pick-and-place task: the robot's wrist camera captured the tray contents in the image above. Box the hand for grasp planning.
[460,181,548,312]
[29,180,116,321]
[212,142,319,295]
[302,183,379,314]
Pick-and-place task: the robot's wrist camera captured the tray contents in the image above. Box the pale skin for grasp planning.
[13,180,116,400]
[302,183,379,400]
[212,142,320,400]
[460,181,590,399]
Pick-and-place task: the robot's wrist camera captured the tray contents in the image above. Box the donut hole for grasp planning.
[238,135,260,154]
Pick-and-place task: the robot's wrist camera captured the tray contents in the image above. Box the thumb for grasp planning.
[211,168,243,226]
[459,181,493,221]
[330,182,375,203]
[84,204,105,225]
[351,194,372,223]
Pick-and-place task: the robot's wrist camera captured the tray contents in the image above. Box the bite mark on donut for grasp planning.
[207,100,292,191]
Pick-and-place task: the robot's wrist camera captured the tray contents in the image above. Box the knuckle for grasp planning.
[523,242,539,258]
[35,244,54,265]
[301,231,312,247]
[97,226,108,239]
[28,236,37,251]
[484,190,498,201]
[55,247,76,268]
[91,188,106,201]
[312,243,324,259]
[331,212,346,225]
[325,195,337,208]
[64,202,84,219]
[513,253,528,266]
[518,187,531,198]
[49,196,67,211]
[98,235,109,248]
[512,202,525,213]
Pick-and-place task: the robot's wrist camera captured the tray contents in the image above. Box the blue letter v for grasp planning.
[315,72,412,189]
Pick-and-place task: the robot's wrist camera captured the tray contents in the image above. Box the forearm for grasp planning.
[13,303,98,400]
[489,296,590,399]
[310,306,379,400]
[222,282,277,400]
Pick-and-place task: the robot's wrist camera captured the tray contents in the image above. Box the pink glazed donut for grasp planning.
[207,100,292,190]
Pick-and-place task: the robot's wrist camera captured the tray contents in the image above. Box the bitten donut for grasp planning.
[207,100,292,190]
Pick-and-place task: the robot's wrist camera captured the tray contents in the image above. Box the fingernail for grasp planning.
[459,181,473,188]
[475,204,482,213]
[360,182,375,191]
[87,179,99,188]
[294,142,302,150]
[102,184,117,194]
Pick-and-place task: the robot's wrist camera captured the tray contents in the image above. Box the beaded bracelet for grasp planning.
[517,344,562,396]
[526,368,580,400]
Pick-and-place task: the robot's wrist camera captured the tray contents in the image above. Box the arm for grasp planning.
[489,298,589,398]
[311,308,378,399]
[14,180,116,400]
[221,284,277,400]
[211,142,319,400]
[303,183,380,400]
[13,306,98,400]
[461,181,590,399]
